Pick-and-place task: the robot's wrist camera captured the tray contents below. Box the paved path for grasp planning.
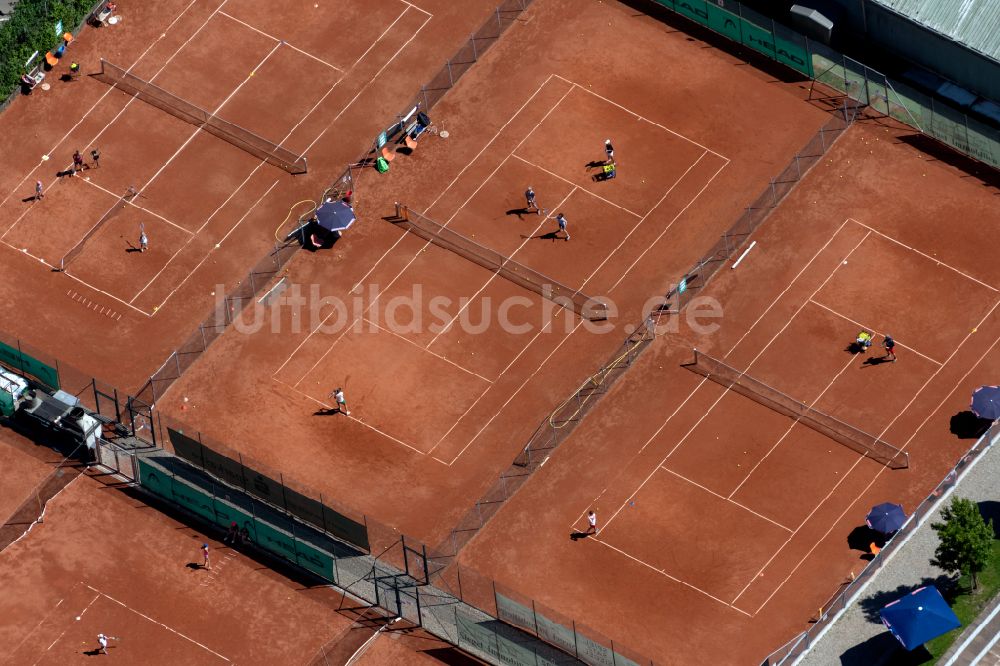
[798,432,1000,666]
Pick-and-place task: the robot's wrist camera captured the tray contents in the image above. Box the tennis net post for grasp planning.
[686,349,909,469]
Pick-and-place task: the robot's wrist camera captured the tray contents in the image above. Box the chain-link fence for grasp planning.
[761,421,1000,665]
[647,0,999,170]
[665,101,856,314]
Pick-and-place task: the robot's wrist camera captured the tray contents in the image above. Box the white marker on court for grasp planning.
[731,241,757,269]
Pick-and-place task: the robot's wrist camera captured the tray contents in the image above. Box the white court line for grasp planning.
[273,377,440,461]
[603,154,728,293]
[0,0,204,214]
[425,187,576,347]
[430,321,555,449]
[572,219,855,529]
[217,11,344,72]
[290,316,363,390]
[10,597,64,660]
[599,230,871,536]
[850,218,998,293]
[721,218,852,362]
[593,538,752,616]
[275,76,567,395]
[437,319,588,464]
[0,241,151,316]
[133,179,281,306]
[509,154,642,218]
[79,179,194,236]
[391,85,576,342]
[747,296,1000,614]
[84,585,230,661]
[396,0,432,17]
[658,466,793,532]
[281,79,573,379]
[551,74,727,160]
[808,299,944,366]
[727,353,856,502]
[136,42,283,197]
[298,10,433,157]
[139,7,430,309]
[37,592,99,659]
[362,317,493,383]
[337,74,562,304]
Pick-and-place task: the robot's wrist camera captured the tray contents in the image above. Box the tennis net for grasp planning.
[686,349,909,469]
[95,60,307,175]
[392,204,607,321]
[60,186,138,271]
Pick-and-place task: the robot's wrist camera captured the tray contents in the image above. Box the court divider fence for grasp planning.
[664,100,857,314]
[150,410,657,665]
[761,421,1000,665]
[645,0,999,170]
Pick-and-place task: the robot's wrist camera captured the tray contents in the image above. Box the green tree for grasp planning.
[931,496,994,591]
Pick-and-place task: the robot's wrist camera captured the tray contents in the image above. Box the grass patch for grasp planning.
[920,539,1000,661]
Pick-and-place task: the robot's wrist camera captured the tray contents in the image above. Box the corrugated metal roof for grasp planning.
[871,0,1000,62]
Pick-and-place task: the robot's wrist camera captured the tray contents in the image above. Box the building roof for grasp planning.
[871,0,1000,62]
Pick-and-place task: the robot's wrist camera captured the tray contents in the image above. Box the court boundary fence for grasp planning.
[761,421,1000,665]
[645,0,999,170]
[664,100,857,314]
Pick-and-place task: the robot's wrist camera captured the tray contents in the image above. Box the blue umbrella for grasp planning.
[971,385,1000,420]
[881,585,960,650]
[314,200,356,234]
[866,502,906,533]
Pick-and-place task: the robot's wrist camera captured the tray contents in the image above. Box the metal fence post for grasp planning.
[446,61,454,87]
[470,34,478,61]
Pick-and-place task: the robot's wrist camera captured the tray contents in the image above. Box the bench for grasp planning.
[90,0,115,26]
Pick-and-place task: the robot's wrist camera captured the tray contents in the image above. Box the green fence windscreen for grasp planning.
[0,340,59,390]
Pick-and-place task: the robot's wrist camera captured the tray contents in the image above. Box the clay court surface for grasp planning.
[0,472,385,663]
[459,115,1000,662]
[3,0,999,665]
[0,0,501,391]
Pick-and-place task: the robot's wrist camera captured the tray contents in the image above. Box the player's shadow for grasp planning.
[585,160,607,169]
[82,648,108,656]
[56,168,75,178]
[950,411,992,439]
[125,242,142,253]
[21,195,40,203]
[569,531,593,541]
[845,341,873,355]
[185,562,207,570]
[522,231,561,241]
[505,207,537,219]
[313,407,345,416]
[861,356,891,367]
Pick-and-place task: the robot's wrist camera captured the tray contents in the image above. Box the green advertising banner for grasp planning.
[0,340,59,390]
[651,0,813,77]
[136,458,335,582]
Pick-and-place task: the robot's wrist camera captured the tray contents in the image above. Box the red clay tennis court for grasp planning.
[460,115,1000,663]
[3,0,998,664]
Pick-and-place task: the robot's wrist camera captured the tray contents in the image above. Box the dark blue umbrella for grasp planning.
[880,585,960,650]
[866,502,906,533]
[314,200,355,234]
[971,385,1000,420]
